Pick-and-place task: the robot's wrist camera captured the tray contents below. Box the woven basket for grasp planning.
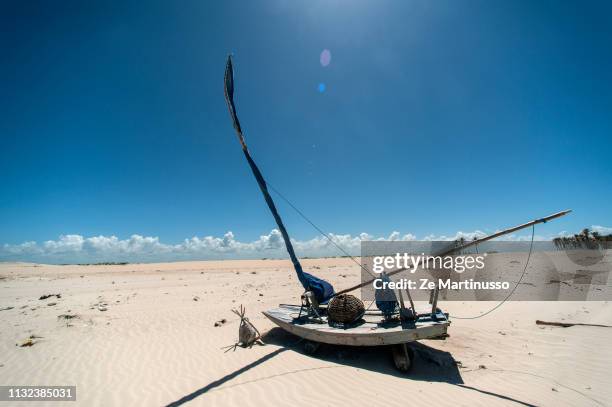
[327,294,365,324]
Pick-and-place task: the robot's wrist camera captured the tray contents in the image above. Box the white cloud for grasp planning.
[2,241,40,255]
[0,229,415,263]
[423,230,486,241]
[592,225,612,235]
[1,226,609,264]
[43,234,84,253]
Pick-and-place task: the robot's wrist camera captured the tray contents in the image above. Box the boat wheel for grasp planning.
[391,344,414,373]
[303,340,321,355]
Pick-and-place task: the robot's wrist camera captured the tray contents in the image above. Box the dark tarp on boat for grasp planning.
[223,56,334,303]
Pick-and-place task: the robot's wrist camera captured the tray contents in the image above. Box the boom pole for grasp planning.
[333,209,572,297]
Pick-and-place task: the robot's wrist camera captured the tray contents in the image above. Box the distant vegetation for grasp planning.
[76,262,129,266]
[552,228,612,250]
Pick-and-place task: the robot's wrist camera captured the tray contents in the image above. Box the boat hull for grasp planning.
[263,305,450,346]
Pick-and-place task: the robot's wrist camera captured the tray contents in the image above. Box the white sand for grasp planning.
[1,259,610,406]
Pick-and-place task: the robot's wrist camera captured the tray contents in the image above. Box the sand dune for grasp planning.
[1,259,611,406]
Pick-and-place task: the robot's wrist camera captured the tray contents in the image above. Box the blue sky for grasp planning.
[1,1,611,262]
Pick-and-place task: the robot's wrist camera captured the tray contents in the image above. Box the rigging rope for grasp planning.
[451,224,536,319]
[269,181,537,320]
[267,182,378,279]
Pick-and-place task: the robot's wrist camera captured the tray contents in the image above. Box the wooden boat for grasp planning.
[263,305,450,346]
[222,55,571,371]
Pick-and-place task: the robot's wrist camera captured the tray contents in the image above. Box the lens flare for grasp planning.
[318,83,326,93]
[320,49,331,67]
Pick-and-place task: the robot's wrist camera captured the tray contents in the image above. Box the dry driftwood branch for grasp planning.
[222,305,264,352]
[536,320,612,328]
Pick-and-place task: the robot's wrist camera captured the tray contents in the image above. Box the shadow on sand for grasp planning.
[263,327,464,383]
[165,328,535,407]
